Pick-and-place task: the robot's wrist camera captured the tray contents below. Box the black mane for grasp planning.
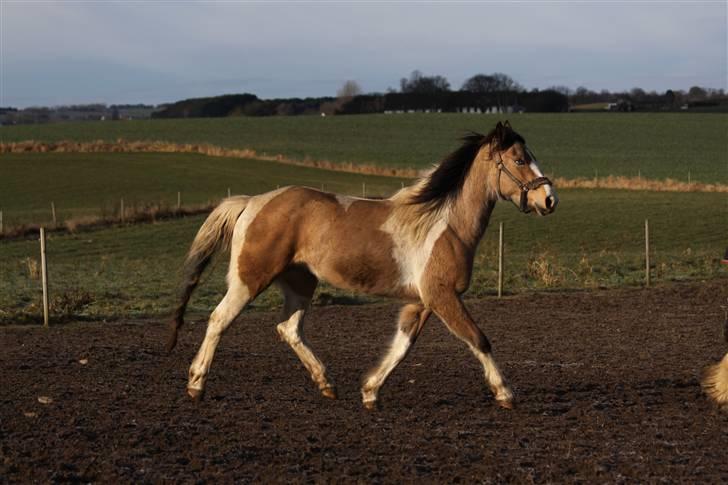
[410,121,525,210]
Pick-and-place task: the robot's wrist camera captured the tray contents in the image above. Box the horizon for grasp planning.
[2,1,726,109]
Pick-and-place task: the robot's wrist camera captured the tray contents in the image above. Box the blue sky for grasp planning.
[1,1,726,107]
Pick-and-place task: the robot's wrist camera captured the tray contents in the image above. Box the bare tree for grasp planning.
[462,73,523,92]
[337,80,363,99]
[400,70,450,93]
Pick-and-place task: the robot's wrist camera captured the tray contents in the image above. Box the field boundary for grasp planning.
[0,203,213,241]
[3,139,727,193]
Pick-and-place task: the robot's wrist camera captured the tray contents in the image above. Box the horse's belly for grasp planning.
[304,243,414,299]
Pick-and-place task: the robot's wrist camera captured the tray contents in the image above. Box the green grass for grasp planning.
[2,113,726,183]
[1,188,724,325]
[0,152,407,227]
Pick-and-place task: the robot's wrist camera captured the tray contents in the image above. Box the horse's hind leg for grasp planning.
[276,269,336,399]
[187,276,250,400]
[428,293,513,408]
[361,304,431,410]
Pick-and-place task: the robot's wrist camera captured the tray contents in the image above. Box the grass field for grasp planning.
[2,113,726,183]
[0,152,407,227]
[1,185,724,325]
[1,115,725,324]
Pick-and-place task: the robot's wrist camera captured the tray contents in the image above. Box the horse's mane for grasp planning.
[406,121,525,211]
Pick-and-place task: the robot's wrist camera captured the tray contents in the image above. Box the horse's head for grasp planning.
[489,121,558,215]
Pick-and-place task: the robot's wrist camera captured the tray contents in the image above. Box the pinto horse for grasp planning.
[168,121,558,409]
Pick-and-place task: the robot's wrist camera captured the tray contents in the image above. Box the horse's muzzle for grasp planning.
[533,193,558,216]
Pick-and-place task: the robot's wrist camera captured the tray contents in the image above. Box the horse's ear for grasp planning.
[494,121,506,146]
[503,120,512,130]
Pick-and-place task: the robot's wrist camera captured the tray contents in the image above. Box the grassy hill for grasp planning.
[2,113,726,183]
[0,152,407,227]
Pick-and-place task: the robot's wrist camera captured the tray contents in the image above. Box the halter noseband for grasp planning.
[495,155,552,213]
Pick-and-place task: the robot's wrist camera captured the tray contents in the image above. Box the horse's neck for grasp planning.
[446,156,498,249]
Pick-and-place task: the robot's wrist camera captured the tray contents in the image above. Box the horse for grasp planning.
[702,311,728,411]
[703,354,728,410]
[167,121,558,410]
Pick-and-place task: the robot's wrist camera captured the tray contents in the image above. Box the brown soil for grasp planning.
[2,281,727,483]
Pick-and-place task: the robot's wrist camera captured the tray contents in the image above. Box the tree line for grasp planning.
[3,71,725,125]
[153,70,726,118]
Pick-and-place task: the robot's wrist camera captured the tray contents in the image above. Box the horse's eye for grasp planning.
[514,159,526,166]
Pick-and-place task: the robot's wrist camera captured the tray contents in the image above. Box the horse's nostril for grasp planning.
[545,196,554,210]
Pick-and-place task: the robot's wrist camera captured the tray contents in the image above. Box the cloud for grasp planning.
[2,1,725,106]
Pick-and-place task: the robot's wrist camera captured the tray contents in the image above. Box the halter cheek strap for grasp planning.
[495,157,552,213]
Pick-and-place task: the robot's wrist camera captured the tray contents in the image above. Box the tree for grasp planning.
[461,72,523,92]
[400,70,451,93]
[549,85,572,96]
[337,80,362,99]
[688,86,707,100]
[630,87,646,101]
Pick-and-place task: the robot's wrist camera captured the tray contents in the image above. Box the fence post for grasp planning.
[645,219,650,287]
[498,222,504,298]
[120,198,125,223]
[227,187,231,198]
[362,182,366,198]
[687,170,691,185]
[177,191,181,209]
[40,227,49,327]
[51,202,57,226]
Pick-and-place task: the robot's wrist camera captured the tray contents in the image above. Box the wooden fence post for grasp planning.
[40,227,49,327]
[177,191,181,209]
[362,182,366,198]
[227,187,231,198]
[498,222,504,298]
[51,202,57,226]
[645,219,650,287]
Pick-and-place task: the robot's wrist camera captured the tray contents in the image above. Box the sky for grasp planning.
[1,1,726,108]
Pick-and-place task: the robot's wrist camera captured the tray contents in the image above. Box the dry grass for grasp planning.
[553,175,728,193]
[526,253,561,287]
[5,139,725,193]
[0,203,214,241]
[23,257,40,280]
[0,140,420,178]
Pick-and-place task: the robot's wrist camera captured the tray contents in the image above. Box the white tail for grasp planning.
[167,196,250,351]
[702,353,728,409]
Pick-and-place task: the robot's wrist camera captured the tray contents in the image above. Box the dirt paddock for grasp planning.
[2,280,727,482]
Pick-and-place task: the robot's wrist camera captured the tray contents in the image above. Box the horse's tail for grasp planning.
[702,352,728,410]
[167,195,250,352]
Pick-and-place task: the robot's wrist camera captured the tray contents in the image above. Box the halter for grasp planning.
[495,154,552,213]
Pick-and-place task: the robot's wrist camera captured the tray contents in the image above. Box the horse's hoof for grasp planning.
[497,399,514,410]
[363,399,379,411]
[321,387,338,400]
[187,387,204,402]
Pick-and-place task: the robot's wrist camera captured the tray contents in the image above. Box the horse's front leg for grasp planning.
[426,292,513,408]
